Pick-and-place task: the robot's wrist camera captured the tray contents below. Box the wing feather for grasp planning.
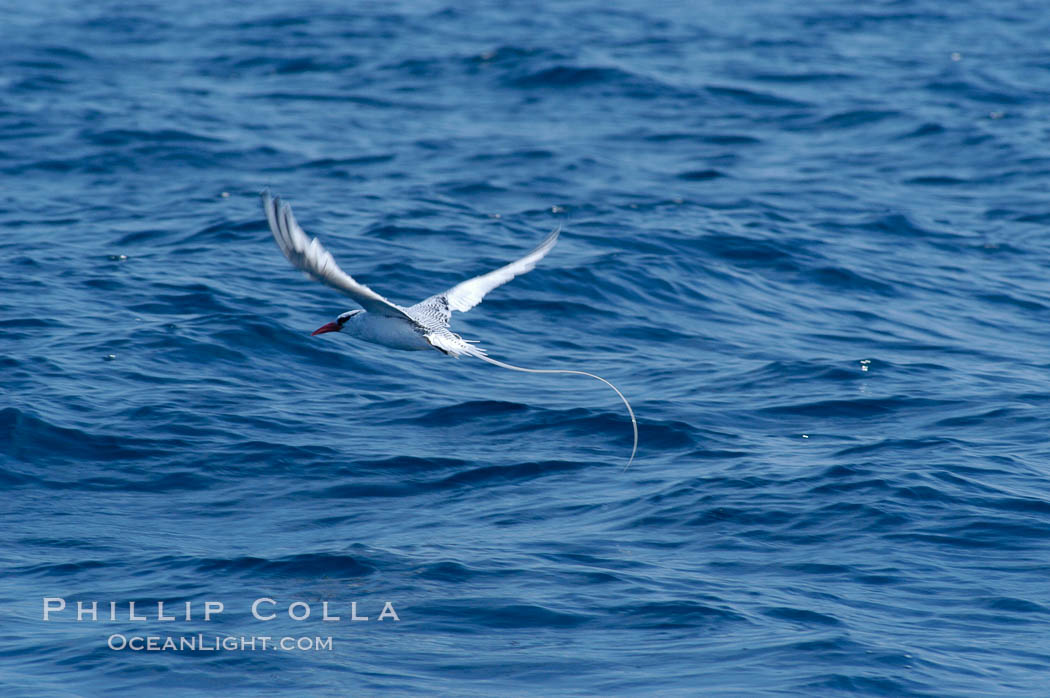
[262,191,415,322]
[442,226,560,314]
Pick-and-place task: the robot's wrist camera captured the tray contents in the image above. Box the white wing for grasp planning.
[445,226,560,312]
[413,227,559,325]
[409,227,559,327]
[263,191,416,322]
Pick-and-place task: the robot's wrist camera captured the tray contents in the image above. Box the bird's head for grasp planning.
[312,310,363,336]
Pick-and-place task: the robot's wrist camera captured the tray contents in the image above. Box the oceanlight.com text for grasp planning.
[107,634,334,652]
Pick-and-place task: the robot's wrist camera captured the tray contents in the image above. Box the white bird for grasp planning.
[263,190,637,469]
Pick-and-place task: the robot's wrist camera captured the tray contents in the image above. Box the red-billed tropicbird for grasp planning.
[263,191,637,469]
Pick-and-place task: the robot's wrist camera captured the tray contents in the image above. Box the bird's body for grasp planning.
[263,190,637,468]
[342,312,434,352]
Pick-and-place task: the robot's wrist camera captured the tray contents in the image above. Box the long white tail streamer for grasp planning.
[472,353,638,470]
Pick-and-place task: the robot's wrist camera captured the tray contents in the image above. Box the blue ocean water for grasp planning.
[3,0,1050,694]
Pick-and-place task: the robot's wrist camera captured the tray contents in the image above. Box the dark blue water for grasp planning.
[4,1,1050,695]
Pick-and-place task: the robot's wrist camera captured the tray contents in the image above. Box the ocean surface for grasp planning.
[3,1,1050,695]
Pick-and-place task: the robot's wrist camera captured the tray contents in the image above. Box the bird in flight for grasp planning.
[263,191,637,469]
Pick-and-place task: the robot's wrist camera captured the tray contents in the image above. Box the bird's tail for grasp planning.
[470,352,638,470]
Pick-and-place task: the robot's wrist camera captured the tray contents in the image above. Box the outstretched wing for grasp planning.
[411,226,560,326]
[263,191,416,322]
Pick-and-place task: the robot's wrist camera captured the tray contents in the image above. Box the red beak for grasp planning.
[311,321,340,336]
